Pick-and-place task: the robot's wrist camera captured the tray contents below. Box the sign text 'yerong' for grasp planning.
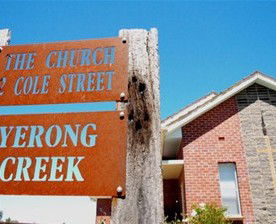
[0,123,97,182]
[0,112,127,196]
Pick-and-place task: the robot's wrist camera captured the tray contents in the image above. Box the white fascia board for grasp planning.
[166,75,261,133]
[162,160,184,166]
[255,74,276,91]
[161,93,217,129]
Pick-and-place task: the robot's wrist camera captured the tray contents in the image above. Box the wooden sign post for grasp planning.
[0,29,10,46]
[110,29,164,224]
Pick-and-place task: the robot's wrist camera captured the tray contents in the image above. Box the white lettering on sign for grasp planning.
[14,74,50,96]
[45,47,115,68]
[12,70,115,96]
[0,123,97,182]
[0,123,97,148]
[1,45,119,97]
[5,47,115,71]
[58,71,114,94]
[0,156,84,182]
[5,53,37,71]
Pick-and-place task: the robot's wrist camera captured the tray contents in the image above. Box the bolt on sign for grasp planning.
[0,38,128,105]
[0,37,128,197]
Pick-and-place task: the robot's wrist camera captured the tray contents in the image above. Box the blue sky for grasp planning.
[1,1,276,118]
[0,196,96,223]
[0,1,276,223]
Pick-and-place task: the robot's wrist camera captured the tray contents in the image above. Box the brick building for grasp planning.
[162,72,276,224]
[96,71,276,224]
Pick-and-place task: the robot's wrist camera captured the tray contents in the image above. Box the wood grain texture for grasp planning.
[0,29,11,46]
[111,29,164,224]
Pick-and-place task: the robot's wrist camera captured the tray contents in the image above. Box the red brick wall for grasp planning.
[181,97,255,223]
[96,199,111,224]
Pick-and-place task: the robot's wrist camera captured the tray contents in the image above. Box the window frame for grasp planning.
[218,162,242,216]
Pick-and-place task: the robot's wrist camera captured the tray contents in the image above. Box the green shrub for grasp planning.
[183,203,232,224]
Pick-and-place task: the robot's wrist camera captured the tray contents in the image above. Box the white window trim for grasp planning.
[218,163,242,216]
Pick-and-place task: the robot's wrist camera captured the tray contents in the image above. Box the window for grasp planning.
[218,163,241,216]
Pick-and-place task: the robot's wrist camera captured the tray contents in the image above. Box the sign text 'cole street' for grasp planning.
[0,38,128,105]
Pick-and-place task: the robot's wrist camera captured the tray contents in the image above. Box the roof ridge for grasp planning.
[162,71,276,131]
[162,91,217,124]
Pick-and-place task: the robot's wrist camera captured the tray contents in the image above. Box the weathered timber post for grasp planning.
[0,29,11,47]
[111,28,164,224]
[0,29,10,102]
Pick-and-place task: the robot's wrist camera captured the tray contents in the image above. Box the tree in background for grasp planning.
[3,217,19,223]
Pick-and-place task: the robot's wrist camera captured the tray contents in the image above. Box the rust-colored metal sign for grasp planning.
[0,111,126,196]
[0,38,128,105]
